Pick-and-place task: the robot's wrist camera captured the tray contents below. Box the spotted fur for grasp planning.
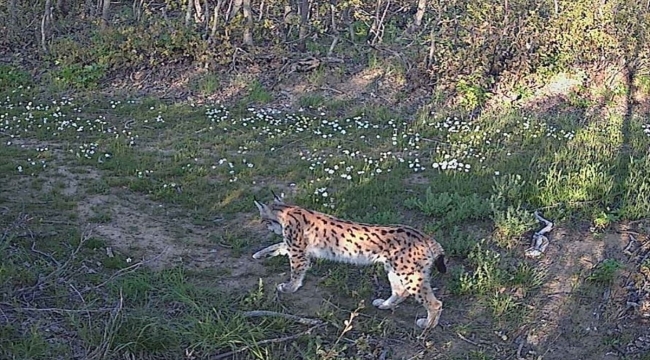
[252,193,447,329]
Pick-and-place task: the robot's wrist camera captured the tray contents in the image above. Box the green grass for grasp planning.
[2,61,650,358]
[587,259,623,284]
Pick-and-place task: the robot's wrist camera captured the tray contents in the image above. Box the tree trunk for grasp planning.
[194,0,204,23]
[210,0,224,39]
[203,0,209,35]
[41,0,53,53]
[411,0,426,31]
[101,0,111,29]
[242,0,253,45]
[185,0,193,26]
[329,0,337,33]
[258,0,264,21]
[283,4,292,41]
[228,0,243,22]
[133,0,144,22]
[344,7,355,42]
[9,0,18,28]
[297,0,310,51]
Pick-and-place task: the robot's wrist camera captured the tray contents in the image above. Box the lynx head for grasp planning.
[253,191,285,235]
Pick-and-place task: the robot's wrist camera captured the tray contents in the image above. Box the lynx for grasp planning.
[252,192,447,329]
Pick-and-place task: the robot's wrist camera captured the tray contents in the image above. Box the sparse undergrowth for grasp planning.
[2,57,650,360]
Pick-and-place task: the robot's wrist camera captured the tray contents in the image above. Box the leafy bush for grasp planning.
[491,205,536,249]
[450,240,504,295]
[405,187,492,228]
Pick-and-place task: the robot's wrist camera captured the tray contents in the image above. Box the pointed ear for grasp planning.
[271,190,284,204]
[253,199,267,215]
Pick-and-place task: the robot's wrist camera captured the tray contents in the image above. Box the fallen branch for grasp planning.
[457,332,479,346]
[211,323,325,360]
[242,310,323,325]
[0,304,117,314]
[525,211,553,258]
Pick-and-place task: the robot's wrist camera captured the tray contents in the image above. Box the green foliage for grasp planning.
[435,226,480,258]
[592,209,619,230]
[0,65,32,91]
[405,188,492,229]
[3,0,647,99]
[457,78,490,110]
[48,21,212,78]
[190,73,221,95]
[356,210,402,225]
[618,156,650,219]
[489,292,520,317]
[244,80,273,104]
[299,94,326,109]
[508,262,545,290]
[491,205,535,249]
[587,259,623,284]
[450,240,504,295]
[491,174,528,208]
[536,162,615,208]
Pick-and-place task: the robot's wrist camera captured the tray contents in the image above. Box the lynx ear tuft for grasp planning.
[271,190,284,204]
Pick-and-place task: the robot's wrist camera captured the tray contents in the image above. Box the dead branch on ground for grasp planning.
[242,310,323,325]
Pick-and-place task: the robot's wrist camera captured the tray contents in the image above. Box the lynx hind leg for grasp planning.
[400,271,443,329]
[373,265,408,309]
[277,249,311,293]
[253,242,288,259]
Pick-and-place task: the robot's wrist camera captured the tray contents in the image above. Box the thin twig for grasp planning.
[211,323,325,360]
[0,307,8,323]
[242,310,323,325]
[17,230,89,298]
[31,240,62,267]
[320,85,343,94]
[0,304,117,314]
[84,248,169,293]
[457,332,479,346]
[69,283,86,304]
[327,35,338,57]
[628,218,649,225]
[372,0,390,44]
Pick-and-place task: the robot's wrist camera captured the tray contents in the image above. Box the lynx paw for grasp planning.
[276,282,298,293]
[372,298,393,309]
[416,312,441,329]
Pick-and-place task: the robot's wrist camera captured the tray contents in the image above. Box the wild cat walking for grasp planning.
[252,192,447,329]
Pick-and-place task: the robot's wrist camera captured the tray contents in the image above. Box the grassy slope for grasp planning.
[1,59,650,360]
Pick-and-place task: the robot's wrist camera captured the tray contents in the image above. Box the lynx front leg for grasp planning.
[252,242,288,259]
[277,250,310,293]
